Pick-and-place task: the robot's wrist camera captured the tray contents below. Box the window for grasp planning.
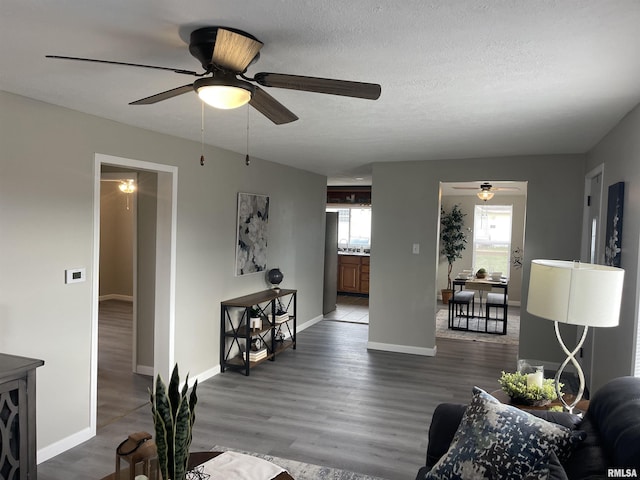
[473,204,512,276]
[326,206,371,249]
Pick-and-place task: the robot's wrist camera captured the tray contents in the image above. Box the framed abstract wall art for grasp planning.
[604,181,624,267]
[235,193,270,275]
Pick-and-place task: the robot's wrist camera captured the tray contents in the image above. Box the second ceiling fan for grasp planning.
[452,182,521,201]
[47,26,382,125]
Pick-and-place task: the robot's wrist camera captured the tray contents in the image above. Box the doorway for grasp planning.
[91,153,178,435]
[436,181,527,345]
[579,164,604,393]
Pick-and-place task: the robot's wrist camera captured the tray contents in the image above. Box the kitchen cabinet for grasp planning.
[338,254,370,294]
[360,256,370,294]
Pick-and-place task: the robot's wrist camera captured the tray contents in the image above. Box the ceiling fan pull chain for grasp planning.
[200,102,205,166]
[245,105,251,166]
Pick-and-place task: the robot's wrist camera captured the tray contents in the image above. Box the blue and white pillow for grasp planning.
[424,387,582,480]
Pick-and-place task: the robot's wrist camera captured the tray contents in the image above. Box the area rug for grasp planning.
[210,446,388,480]
[435,308,519,345]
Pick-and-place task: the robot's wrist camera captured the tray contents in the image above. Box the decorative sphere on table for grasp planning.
[267,267,284,289]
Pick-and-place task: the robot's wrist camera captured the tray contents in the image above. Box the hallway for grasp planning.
[98,299,152,429]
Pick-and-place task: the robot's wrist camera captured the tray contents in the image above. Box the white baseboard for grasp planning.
[367,341,437,357]
[191,365,221,386]
[99,294,133,302]
[38,427,93,464]
[136,365,154,376]
[297,314,323,333]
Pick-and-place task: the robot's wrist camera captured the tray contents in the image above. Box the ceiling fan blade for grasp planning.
[254,72,381,100]
[129,84,194,105]
[46,55,200,76]
[451,186,481,190]
[249,86,298,125]
[212,28,263,72]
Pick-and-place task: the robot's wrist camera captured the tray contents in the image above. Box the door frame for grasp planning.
[579,163,605,393]
[581,164,605,263]
[91,153,178,435]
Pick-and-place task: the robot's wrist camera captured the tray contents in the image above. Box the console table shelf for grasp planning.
[221,289,297,376]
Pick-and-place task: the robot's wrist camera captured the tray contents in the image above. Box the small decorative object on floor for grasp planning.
[498,371,560,406]
[150,364,198,480]
[267,267,284,290]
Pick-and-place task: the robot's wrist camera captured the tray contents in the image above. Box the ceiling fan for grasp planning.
[452,182,520,201]
[46,26,382,125]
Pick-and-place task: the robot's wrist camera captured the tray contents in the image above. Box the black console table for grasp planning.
[221,289,297,376]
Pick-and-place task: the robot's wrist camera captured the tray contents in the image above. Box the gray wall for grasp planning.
[370,155,585,370]
[99,181,134,298]
[586,103,640,391]
[0,91,326,456]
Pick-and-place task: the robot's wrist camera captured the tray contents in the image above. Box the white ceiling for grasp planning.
[3,1,640,184]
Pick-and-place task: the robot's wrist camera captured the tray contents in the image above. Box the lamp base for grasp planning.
[554,321,589,414]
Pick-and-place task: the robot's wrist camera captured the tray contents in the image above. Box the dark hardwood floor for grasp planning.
[97,300,152,429]
[38,300,518,480]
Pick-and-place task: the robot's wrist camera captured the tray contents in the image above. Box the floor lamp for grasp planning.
[526,259,624,413]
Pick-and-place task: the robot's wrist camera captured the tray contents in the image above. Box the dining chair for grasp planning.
[448,290,475,330]
[485,292,508,335]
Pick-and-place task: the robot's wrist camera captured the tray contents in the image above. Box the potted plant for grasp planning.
[249,306,262,330]
[150,365,198,480]
[476,267,487,279]
[498,371,561,406]
[440,204,467,304]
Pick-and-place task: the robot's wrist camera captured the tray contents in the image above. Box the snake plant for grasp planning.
[150,365,198,480]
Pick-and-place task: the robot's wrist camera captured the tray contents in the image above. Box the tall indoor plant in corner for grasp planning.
[150,364,198,480]
[440,204,467,304]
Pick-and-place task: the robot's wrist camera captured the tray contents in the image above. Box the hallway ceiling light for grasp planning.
[119,179,136,193]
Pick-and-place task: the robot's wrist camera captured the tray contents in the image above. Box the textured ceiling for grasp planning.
[2,1,640,183]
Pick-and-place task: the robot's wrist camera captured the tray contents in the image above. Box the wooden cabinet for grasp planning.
[338,255,370,294]
[0,353,44,480]
[338,255,360,293]
[221,289,297,376]
[360,256,370,294]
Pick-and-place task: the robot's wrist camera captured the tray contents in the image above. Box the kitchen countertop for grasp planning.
[338,251,370,256]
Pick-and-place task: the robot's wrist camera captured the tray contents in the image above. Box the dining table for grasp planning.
[449,276,508,333]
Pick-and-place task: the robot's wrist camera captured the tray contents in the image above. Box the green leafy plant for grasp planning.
[440,204,467,290]
[498,371,561,405]
[476,268,487,278]
[150,365,198,480]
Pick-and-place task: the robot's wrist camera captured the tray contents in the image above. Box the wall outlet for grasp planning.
[65,268,86,284]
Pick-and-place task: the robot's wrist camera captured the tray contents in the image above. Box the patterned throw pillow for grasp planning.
[424,387,582,480]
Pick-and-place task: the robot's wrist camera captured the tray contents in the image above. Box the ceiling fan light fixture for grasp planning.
[477,190,495,201]
[194,76,254,109]
[118,179,136,193]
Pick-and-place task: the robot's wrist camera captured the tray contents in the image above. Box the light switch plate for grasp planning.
[65,268,86,284]
[412,243,420,254]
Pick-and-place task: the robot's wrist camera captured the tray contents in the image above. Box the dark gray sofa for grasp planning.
[416,376,640,479]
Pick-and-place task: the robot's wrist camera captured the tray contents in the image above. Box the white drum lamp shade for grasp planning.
[526,259,624,413]
[527,260,624,328]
